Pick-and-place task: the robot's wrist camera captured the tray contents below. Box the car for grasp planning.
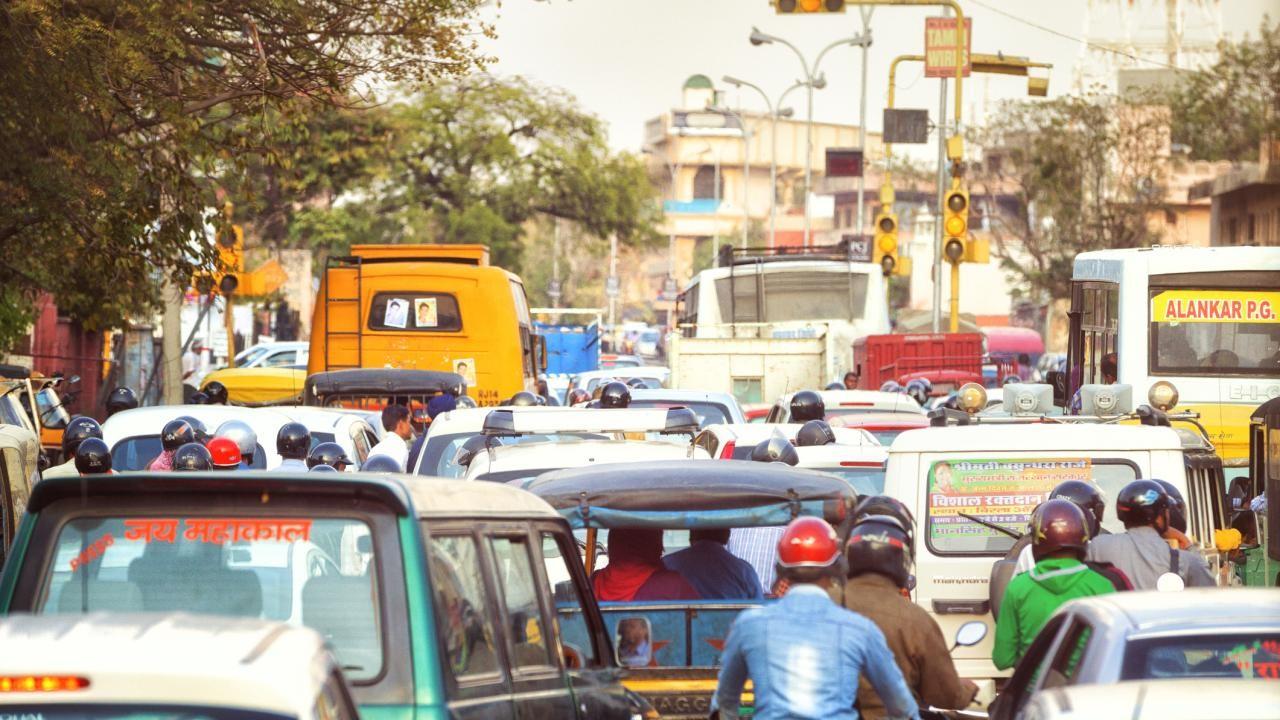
[570,366,670,395]
[792,442,889,496]
[1017,678,1280,720]
[198,366,307,406]
[741,403,772,423]
[235,340,310,369]
[991,589,1280,720]
[765,389,924,423]
[414,406,616,478]
[274,405,382,469]
[694,422,878,460]
[828,411,931,446]
[0,470,647,719]
[628,388,747,426]
[598,353,645,370]
[101,405,295,470]
[635,329,662,358]
[465,438,709,483]
[0,613,359,720]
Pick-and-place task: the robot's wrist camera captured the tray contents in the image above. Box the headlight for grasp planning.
[957,383,987,414]
[1148,381,1179,411]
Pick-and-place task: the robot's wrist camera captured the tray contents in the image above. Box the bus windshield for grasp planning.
[1150,289,1280,375]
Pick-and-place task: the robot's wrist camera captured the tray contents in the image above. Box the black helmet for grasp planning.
[904,379,930,407]
[189,391,210,405]
[276,422,311,460]
[361,454,404,473]
[172,442,213,472]
[1049,480,1107,538]
[1116,479,1171,528]
[202,380,228,405]
[825,382,844,391]
[846,516,913,587]
[750,435,799,466]
[309,464,338,473]
[307,441,351,470]
[599,382,632,409]
[160,418,198,452]
[789,390,825,422]
[795,419,836,447]
[105,386,139,416]
[1153,479,1187,533]
[853,495,916,547]
[175,415,210,443]
[509,391,539,407]
[1030,499,1091,560]
[62,416,103,458]
[74,437,112,475]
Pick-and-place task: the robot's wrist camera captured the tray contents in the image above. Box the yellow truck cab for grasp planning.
[308,245,543,406]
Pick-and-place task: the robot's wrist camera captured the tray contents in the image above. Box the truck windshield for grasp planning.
[41,515,381,681]
[1150,288,1280,376]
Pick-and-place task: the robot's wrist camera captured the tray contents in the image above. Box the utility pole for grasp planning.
[932,77,947,333]
[856,6,874,247]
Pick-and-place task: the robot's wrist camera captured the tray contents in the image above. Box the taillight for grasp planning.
[840,461,884,468]
[719,441,736,460]
[0,676,90,692]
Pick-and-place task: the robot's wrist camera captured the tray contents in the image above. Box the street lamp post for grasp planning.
[706,104,756,248]
[749,27,871,246]
[723,75,797,249]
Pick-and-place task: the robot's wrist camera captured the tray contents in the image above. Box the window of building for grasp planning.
[693,165,723,201]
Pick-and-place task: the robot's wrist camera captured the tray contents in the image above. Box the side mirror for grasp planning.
[615,616,653,668]
[1046,370,1067,406]
[954,621,988,648]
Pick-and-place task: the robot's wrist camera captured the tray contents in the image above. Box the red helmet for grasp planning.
[206,436,242,470]
[776,517,843,581]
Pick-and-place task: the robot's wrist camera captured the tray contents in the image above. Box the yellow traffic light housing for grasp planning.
[773,0,846,12]
[943,183,969,266]
[215,223,244,294]
[873,211,900,277]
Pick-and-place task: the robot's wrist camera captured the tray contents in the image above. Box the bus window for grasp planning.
[1149,288,1280,374]
[367,292,462,332]
[1076,282,1119,386]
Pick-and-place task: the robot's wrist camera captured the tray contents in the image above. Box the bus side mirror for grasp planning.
[1046,371,1067,407]
[534,335,548,372]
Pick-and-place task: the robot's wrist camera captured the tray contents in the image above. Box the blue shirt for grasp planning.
[714,584,919,720]
[664,541,764,600]
[728,526,785,593]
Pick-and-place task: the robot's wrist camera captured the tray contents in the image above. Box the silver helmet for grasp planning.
[215,419,257,463]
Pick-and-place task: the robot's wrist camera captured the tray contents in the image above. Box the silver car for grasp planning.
[991,589,1280,720]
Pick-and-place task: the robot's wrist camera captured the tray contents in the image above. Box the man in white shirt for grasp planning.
[368,404,412,469]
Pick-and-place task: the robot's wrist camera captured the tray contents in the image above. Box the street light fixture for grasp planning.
[722,74,801,248]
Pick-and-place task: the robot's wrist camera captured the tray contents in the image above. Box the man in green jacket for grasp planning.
[994,499,1116,669]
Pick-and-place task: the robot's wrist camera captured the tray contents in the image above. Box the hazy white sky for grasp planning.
[479,0,1275,157]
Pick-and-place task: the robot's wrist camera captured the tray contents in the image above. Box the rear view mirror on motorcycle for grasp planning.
[953,621,988,649]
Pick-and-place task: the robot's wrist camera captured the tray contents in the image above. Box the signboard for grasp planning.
[842,234,873,263]
[659,276,678,302]
[883,109,930,144]
[825,148,864,178]
[605,276,620,299]
[1151,290,1280,324]
[924,17,972,78]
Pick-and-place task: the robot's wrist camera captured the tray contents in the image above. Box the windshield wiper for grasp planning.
[956,512,1022,540]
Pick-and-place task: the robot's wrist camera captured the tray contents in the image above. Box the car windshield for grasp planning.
[630,400,729,427]
[235,345,271,367]
[810,466,886,496]
[1122,634,1280,680]
[418,432,608,477]
[42,515,381,681]
[111,437,269,471]
[1,706,293,720]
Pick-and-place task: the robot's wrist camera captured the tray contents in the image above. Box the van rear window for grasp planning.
[368,292,461,332]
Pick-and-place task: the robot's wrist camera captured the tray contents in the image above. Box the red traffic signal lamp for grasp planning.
[774,0,846,13]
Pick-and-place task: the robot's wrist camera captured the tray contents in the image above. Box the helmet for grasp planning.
[568,389,591,406]
[215,420,257,463]
[750,435,799,466]
[1049,480,1107,538]
[789,390,825,422]
[1116,479,1171,528]
[626,377,648,389]
[202,380,228,405]
[309,464,338,473]
[160,419,198,452]
[175,416,210,443]
[1030,499,1092,561]
[776,517,844,582]
[62,416,103,458]
[509,391,539,407]
[795,419,835,447]
[455,395,478,409]
[1154,479,1187,533]
[904,379,930,407]
[880,380,903,393]
[846,516,913,587]
[206,436,242,470]
[361,454,404,473]
[189,391,210,405]
[599,382,632,409]
[853,495,916,547]
[74,437,112,475]
[105,386,139,416]
[307,441,351,470]
[825,382,844,391]
[172,442,213,472]
[276,422,311,460]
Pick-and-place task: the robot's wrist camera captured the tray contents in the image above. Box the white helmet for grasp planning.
[216,420,258,463]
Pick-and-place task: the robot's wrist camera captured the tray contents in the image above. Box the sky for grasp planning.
[478,0,1275,158]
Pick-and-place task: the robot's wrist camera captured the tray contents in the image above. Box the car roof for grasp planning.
[778,390,925,415]
[0,613,328,714]
[887,423,1184,453]
[472,439,698,473]
[794,444,889,465]
[425,406,556,435]
[404,476,558,518]
[629,389,735,403]
[1028,678,1280,720]
[273,405,368,431]
[829,412,930,429]
[1062,588,1280,633]
[101,405,294,445]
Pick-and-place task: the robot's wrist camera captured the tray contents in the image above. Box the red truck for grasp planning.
[851,333,987,396]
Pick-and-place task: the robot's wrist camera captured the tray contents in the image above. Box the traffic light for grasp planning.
[215,223,244,294]
[943,182,969,265]
[773,0,846,13]
[872,210,899,277]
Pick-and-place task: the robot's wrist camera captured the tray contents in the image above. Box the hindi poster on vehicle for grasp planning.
[383,298,409,329]
[927,458,1092,546]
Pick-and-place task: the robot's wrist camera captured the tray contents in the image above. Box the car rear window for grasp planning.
[112,437,268,471]
[42,515,381,681]
[812,466,886,496]
[925,457,1137,555]
[1122,634,1280,680]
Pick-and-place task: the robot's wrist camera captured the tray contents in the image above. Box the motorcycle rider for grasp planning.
[147,418,198,471]
[172,442,213,472]
[1086,479,1215,590]
[788,390,824,422]
[843,515,976,719]
[74,437,114,476]
[43,416,103,479]
[206,437,242,471]
[104,386,139,418]
[272,422,311,472]
[307,442,352,471]
[202,380,229,405]
[598,381,631,409]
[215,420,257,468]
[713,517,918,720]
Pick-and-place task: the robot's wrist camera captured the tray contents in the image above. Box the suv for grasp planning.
[0,471,646,719]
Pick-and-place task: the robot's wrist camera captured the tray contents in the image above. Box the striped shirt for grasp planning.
[728,526,786,593]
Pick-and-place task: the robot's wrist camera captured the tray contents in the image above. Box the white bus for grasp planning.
[1068,246,1280,469]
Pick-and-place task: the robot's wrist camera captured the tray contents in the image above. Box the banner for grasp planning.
[928,458,1093,545]
[1151,290,1280,324]
[924,17,972,78]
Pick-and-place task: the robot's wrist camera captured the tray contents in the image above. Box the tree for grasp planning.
[0,0,485,350]
[1166,16,1279,161]
[970,93,1169,301]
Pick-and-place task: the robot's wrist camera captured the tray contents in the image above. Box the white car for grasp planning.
[792,443,889,496]
[628,388,747,426]
[695,422,879,460]
[570,366,670,395]
[235,341,310,369]
[1020,679,1280,720]
[414,406,591,478]
[465,438,708,483]
[102,405,295,470]
[765,389,924,423]
[0,613,358,720]
[274,406,382,469]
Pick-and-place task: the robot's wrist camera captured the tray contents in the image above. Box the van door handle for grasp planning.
[933,599,990,615]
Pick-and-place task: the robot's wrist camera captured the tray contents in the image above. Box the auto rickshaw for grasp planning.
[0,423,39,565]
[304,368,466,431]
[519,459,858,719]
[0,369,76,464]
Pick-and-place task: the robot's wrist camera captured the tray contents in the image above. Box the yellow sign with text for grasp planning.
[1152,290,1280,324]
